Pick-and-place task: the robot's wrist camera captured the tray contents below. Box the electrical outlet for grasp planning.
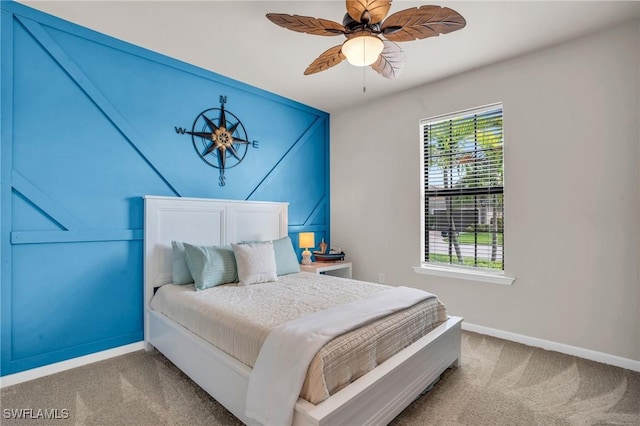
[378,273,385,284]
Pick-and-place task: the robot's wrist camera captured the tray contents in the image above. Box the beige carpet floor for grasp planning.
[1,331,639,425]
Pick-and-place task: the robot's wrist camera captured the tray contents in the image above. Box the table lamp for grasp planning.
[298,232,315,265]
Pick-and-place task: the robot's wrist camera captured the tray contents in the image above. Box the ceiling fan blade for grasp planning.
[370,40,405,79]
[381,6,466,42]
[346,0,392,24]
[304,45,346,75]
[266,13,345,36]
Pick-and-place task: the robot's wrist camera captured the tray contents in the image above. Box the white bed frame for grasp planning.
[143,195,462,426]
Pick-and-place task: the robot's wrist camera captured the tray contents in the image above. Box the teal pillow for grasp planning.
[171,241,193,285]
[272,236,300,276]
[183,243,238,291]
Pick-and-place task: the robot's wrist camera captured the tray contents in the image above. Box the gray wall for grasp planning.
[331,20,640,361]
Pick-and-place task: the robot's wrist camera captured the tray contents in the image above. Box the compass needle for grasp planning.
[218,149,226,170]
[227,122,240,134]
[202,115,219,132]
[203,142,217,156]
[188,131,213,139]
[219,106,227,130]
[228,145,242,161]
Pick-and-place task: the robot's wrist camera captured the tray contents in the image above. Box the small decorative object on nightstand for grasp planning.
[298,232,315,266]
[319,238,328,254]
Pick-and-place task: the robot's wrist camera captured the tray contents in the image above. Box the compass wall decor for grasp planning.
[175,96,259,186]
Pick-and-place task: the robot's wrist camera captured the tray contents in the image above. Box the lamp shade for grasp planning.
[342,35,384,66]
[298,232,315,249]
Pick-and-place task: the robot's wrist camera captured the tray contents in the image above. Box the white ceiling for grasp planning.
[18,1,640,113]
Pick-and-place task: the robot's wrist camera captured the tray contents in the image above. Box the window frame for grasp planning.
[416,103,514,285]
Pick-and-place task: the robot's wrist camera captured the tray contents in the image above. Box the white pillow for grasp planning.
[231,242,277,286]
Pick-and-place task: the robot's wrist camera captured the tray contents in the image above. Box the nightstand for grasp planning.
[300,261,352,279]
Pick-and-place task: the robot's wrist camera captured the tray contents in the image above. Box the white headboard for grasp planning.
[143,195,288,308]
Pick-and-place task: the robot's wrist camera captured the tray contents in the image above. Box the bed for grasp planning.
[143,195,462,425]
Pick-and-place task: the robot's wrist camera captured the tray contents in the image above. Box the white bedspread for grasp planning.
[244,286,435,426]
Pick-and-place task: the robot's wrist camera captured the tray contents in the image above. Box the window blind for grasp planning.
[421,104,504,271]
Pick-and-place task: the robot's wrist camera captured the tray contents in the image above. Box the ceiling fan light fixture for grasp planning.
[342,35,384,67]
[266,3,466,79]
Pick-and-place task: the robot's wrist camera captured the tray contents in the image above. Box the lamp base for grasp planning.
[301,249,312,265]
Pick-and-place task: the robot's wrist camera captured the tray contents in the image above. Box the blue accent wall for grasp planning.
[0,2,330,376]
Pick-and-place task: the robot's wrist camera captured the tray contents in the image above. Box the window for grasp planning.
[420,104,504,272]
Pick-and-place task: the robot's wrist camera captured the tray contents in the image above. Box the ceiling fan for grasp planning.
[266,0,466,79]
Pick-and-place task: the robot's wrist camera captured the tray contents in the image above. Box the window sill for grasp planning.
[413,265,515,286]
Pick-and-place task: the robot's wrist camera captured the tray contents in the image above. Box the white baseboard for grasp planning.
[462,322,640,373]
[0,342,145,388]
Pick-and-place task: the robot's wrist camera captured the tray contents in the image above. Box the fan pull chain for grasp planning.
[363,65,366,93]
[363,41,367,93]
